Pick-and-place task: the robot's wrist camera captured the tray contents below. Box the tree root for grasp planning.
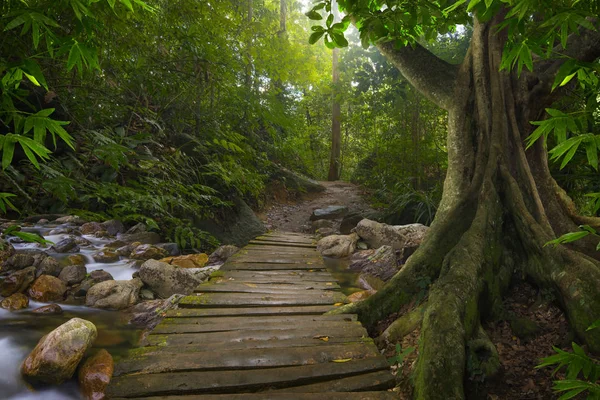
[466,325,500,379]
[376,302,427,347]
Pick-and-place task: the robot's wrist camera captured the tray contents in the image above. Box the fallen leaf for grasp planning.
[332,358,352,363]
[334,302,344,306]
[244,283,257,288]
[313,335,329,342]
[326,282,333,286]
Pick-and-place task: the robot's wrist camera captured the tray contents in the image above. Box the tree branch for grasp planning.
[376,41,459,111]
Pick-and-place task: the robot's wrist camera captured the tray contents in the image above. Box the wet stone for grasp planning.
[93,250,120,263]
[90,270,114,282]
[80,222,104,235]
[32,304,63,315]
[28,275,67,302]
[1,292,29,310]
[35,256,61,277]
[3,253,35,272]
[0,266,36,297]
[51,238,80,253]
[79,349,114,400]
[58,264,87,285]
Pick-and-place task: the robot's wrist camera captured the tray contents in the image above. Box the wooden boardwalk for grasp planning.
[107,232,396,399]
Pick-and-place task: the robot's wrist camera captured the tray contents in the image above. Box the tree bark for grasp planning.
[330,11,600,400]
[328,45,341,181]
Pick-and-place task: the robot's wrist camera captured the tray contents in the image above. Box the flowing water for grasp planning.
[1,224,142,400]
[322,256,362,295]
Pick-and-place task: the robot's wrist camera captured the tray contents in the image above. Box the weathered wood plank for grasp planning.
[106,357,391,397]
[221,263,326,271]
[256,235,316,243]
[164,305,335,318]
[152,320,361,334]
[219,270,331,279]
[144,334,373,349]
[111,391,398,400]
[160,315,356,326]
[178,292,347,307]
[195,283,339,294]
[248,240,316,248]
[114,342,380,376]
[270,370,396,393]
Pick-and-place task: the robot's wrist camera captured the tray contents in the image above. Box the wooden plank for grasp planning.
[178,292,347,307]
[147,324,368,344]
[144,334,374,349]
[161,315,356,325]
[248,240,316,249]
[165,305,335,318]
[152,320,360,334]
[111,391,398,400]
[106,357,391,397]
[256,235,316,243]
[227,257,323,264]
[210,279,337,288]
[220,270,331,278]
[114,342,380,376]
[195,283,339,294]
[271,370,395,393]
[221,263,327,271]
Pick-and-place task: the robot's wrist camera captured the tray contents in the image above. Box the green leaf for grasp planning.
[587,320,600,331]
[331,32,348,47]
[309,31,325,44]
[467,0,481,12]
[305,10,323,20]
[545,231,590,247]
[120,0,134,12]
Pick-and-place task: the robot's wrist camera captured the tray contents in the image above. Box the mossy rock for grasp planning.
[510,317,540,340]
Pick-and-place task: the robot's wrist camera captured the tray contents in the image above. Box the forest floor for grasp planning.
[259,180,375,233]
[258,180,570,400]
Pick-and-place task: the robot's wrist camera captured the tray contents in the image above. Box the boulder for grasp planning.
[85,279,143,310]
[115,243,137,256]
[32,304,63,314]
[78,349,114,400]
[0,238,15,264]
[49,227,81,236]
[2,253,35,272]
[315,227,336,239]
[93,250,119,263]
[125,222,147,234]
[28,275,67,302]
[80,222,104,235]
[90,270,114,282]
[355,219,429,251]
[310,205,348,221]
[104,240,128,249]
[94,230,110,238]
[67,254,87,266]
[155,242,180,256]
[54,215,85,224]
[161,253,209,269]
[193,197,265,247]
[35,256,61,277]
[339,212,365,235]
[129,244,168,261]
[128,294,184,330]
[207,245,239,265]
[0,266,36,296]
[101,219,125,236]
[72,236,92,247]
[116,232,161,245]
[316,233,359,258]
[1,292,29,310]
[311,219,335,232]
[138,259,203,298]
[21,318,97,384]
[349,245,399,281]
[51,238,80,253]
[38,219,50,225]
[58,264,87,285]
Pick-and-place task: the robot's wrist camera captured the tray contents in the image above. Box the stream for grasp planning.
[1,223,142,400]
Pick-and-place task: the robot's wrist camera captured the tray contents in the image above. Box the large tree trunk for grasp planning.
[331,13,600,399]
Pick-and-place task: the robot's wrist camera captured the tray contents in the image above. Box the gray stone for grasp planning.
[21,318,97,384]
[58,264,87,285]
[93,250,120,263]
[349,245,399,281]
[155,243,180,256]
[310,205,348,221]
[116,232,161,245]
[90,270,114,282]
[139,289,155,300]
[35,256,61,277]
[138,259,203,298]
[125,223,147,234]
[48,227,80,236]
[0,266,36,296]
[2,253,35,272]
[207,245,239,265]
[101,219,125,236]
[316,233,359,258]
[315,227,336,239]
[355,219,429,251]
[54,215,85,225]
[0,238,15,265]
[128,294,183,330]
[32,304,63,314]
[85,279,143,310]
[51,238,80,253]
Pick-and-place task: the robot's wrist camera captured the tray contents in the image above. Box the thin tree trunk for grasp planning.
[327,0,341,181]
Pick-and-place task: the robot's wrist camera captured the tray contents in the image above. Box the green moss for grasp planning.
[209,270,226,278]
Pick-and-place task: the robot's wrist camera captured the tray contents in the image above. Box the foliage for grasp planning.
[388,342,416,367]
[1,225,53,246]
[537,321,600,400]
[545,225,600,251]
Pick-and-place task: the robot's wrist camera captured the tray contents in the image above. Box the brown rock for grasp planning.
[0,266,36,297]
[0,238,16,265]
[160,253,209,269]
[93,250,119,263]
[67,254,87,266]
[130,244,168,261]
[21,318,97,384]
[80,222,104,235]
[32,304,63,314]
[78,349,114,400]
[1,292,29,310]
[28,275,67,302]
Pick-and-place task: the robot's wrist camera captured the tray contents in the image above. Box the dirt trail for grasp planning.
[260,181,375,233]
